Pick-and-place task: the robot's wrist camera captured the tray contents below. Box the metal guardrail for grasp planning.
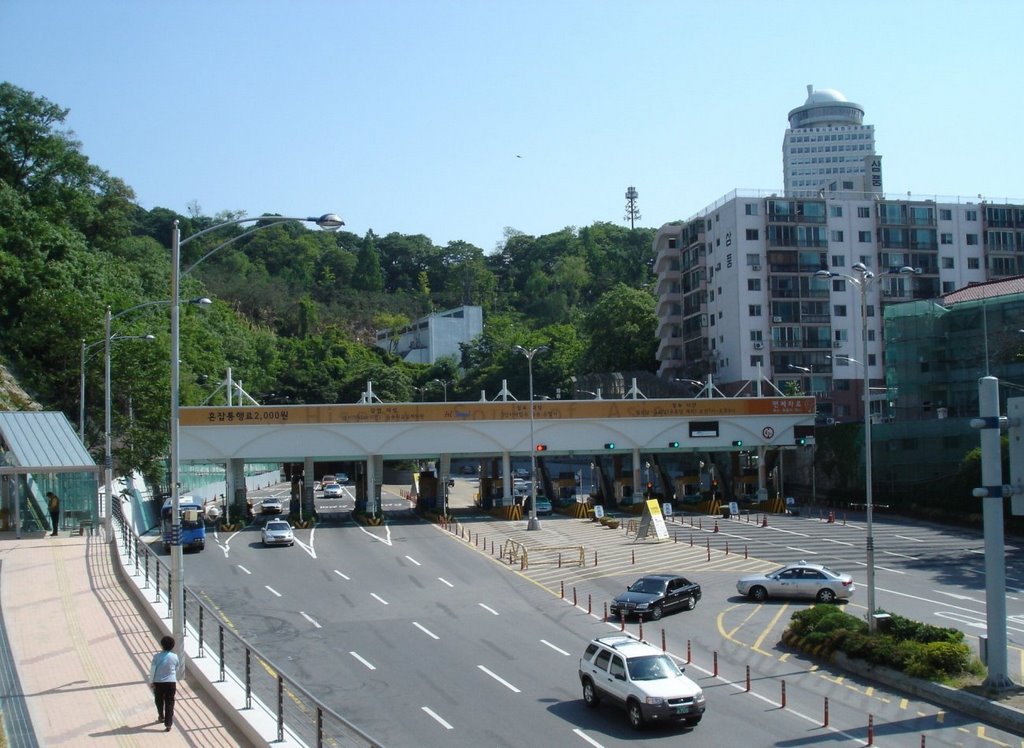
[112,505,383,748]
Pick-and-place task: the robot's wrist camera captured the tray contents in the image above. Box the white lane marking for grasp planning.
[540,640,571,656]
[266,586,282,597]
[350,652,376,670]
[894,534,923,542]
[438,577,454,587]
[786,546,817,555]
[421,706,453,729]
[573,728,605,747]
[371,593,389,605]
[405,555,422,566]
[477,665,520,692]
[301,612,322,629]
[934,590,977,602]
[821,538,854,546]
[294,536,316,558]
[478,603,499,615]
[849,561,905,574]
[237,565,252,575]
[357,522,393,546]
[882,550,919,560]
[763,527,810,537]
[334,570,350,580]
[413,622,439,640]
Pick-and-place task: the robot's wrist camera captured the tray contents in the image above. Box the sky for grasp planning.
[3,1,1023,253]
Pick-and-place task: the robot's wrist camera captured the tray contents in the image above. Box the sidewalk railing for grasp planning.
[111,506,383,748]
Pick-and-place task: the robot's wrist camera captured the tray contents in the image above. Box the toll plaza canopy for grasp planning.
[179,396,816,463]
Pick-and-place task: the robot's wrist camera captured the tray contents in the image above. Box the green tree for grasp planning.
[581,284,658,372]
[353,230,384,292]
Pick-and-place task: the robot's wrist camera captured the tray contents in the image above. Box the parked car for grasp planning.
[336,472,349,484]
[323,482,344,499]
[610,574,701,621]
[259,497,283,515]
[261,519,294,546]
[736,561,855,603]
[579,635,705,730]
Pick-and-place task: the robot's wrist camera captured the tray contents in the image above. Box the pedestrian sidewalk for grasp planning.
[0,529,249,747]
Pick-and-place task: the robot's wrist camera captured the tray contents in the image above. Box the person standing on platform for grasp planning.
[46,491,60,536]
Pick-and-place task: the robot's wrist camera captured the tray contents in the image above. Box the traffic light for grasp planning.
[795,437,806,446]
[732,440,743,447]
[668,441,680,448]
[535,444,547,452]
[604,442,616,449]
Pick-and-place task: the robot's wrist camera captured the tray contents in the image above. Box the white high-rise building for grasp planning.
[654,86,1017,423]
[783,85,878,198]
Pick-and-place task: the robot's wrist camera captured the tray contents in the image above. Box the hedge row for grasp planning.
[786,605,978,682]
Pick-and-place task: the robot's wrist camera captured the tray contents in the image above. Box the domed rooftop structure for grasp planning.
[788,84,864,128]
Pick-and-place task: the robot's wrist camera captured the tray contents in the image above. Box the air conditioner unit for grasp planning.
[752,265,761,272]
[753,342,764,350]
[772,316,783,323]
[833,341,843,348]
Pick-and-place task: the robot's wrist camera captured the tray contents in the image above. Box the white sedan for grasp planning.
[261,519,294,546]
[737,561,855,603]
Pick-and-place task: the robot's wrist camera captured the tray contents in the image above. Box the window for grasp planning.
[750,355,764,367]
[834,305,847,316]
[868,354,876,366]
[942,257,954,269]
[942,281,955,293]
[857,207,871,218]
[830,255,845,267]
[745,203,759,216]
[965,209,978,221]
[746,253,760,266]
[832,279,845,292]
[968,257,980,269]
[939,209,952,220]
[830,230,844,242]
[830,206,843,217]
[748,305,762,317]
[940,233,953,245]
[866,304,875,317]
[858,231,872,242]
[609,656,625,679]
[966,234,979,245]
[750,330,763,342]
[747,279,761,291]
[746,229,759,240]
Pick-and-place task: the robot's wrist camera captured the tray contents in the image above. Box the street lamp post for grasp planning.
[816,263,918,632]
[169,213,342,655]
[514,345,548,531]
[431,378,453,402]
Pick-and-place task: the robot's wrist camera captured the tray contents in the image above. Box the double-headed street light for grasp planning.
[431,378,453,402]
[169,213,343,655]
[816,263,918,632]
[514,344,548,531]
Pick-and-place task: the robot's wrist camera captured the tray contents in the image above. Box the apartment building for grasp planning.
[655,85,1022,422]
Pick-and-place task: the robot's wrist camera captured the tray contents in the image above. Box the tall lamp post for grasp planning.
[514,344,548,531]
[816,263,918,632]
[169,213,343,654]
[431,378,453,402]
[80,333,154,441]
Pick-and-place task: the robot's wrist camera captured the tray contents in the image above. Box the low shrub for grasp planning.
[785,605,978,682]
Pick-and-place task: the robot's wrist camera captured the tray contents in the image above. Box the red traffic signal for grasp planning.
[535,444,547,452]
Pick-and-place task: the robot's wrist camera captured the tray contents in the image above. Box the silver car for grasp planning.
[736,561,855,603]
[261,519,294,546]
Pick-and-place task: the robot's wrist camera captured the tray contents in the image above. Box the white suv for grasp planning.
[578,635,705,729]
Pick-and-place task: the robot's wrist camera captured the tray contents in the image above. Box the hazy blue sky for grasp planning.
[3,1,1021,251]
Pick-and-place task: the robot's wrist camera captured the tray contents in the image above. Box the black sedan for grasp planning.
[610,574,701,621]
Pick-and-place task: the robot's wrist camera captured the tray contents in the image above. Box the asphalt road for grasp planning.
[171,484,1024,747]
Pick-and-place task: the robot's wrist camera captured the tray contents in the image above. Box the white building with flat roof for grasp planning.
[375,305,483,365]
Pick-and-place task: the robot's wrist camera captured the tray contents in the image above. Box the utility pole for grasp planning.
[624,186,640,229]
